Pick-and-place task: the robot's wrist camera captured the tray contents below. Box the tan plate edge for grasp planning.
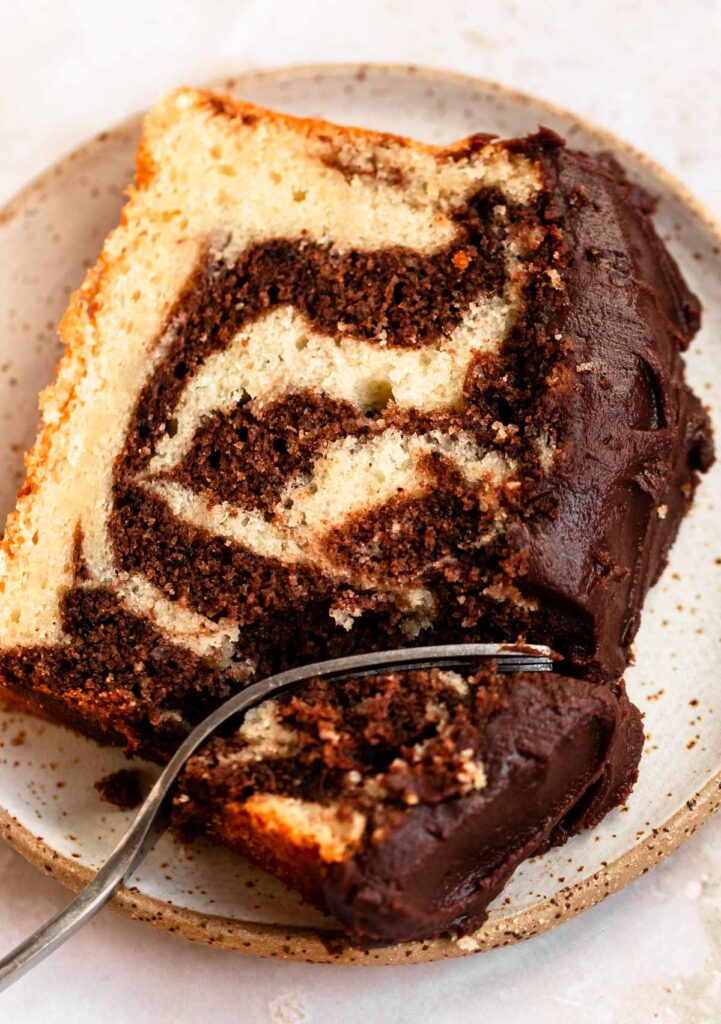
[2,771,719,965]
[1,62,720,965]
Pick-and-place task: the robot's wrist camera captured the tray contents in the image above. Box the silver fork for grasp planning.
[0,643,552,992]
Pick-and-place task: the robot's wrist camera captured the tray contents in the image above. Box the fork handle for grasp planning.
[0,806,167,993]
[0,643,552,991]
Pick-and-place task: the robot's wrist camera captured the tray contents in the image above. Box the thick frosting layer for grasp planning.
[324,680,643,943]
[510,139,714,678]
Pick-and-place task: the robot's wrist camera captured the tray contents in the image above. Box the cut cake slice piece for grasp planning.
[0,87,712,764]
[173,664,644,944]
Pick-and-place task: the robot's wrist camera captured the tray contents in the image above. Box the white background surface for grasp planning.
[1,1,720,1021]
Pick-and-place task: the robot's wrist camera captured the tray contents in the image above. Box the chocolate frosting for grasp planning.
[509,137,713,679]
[323,675,642,943]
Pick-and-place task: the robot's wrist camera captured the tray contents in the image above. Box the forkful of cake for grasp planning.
[1,641,644,991]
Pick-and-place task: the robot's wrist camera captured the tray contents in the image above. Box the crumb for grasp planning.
[95,769,144,810]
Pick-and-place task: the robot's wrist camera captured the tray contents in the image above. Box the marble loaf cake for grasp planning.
[0,88,712,942]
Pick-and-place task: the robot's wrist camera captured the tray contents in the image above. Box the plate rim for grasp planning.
[1,61,720,965]
[2,769,719,965]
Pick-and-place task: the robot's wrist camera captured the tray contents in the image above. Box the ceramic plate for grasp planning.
[1,64,719,965]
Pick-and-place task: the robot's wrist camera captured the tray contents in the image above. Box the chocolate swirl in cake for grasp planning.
[105,183,545,654]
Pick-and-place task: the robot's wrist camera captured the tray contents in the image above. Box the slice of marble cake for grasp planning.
[0,88,712,762]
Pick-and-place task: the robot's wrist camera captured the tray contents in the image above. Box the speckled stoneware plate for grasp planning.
[1,64,720,966]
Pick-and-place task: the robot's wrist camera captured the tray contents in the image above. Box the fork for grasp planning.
[0,642,552,992]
